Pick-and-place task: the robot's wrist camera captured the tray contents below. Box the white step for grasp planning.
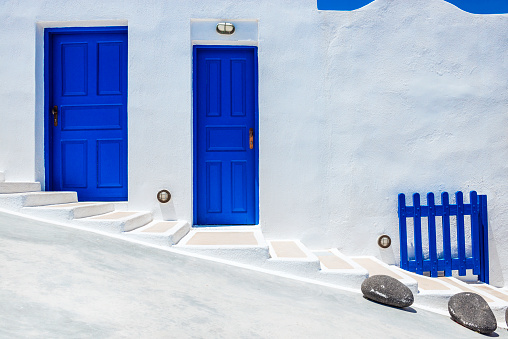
[22,202,115,220]
[386,266,460,311]
[0,191,78,210]
[123,220,191,246]
[73,211,153,233]
[351,256,419,294]
[263,240,322,275]
[175,227,270,265]
[313,249,369,288]
[378,264,508,327]
[436,277,508,326]
[0,172,4,182]
[0,182,41,194]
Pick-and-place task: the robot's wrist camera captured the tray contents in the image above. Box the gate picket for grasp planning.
[398,194,408,270]
[441,192,452,276]
[470,191,480,275]
[413,193,423,274]
[427,193,438,277]
[456,192,467,276]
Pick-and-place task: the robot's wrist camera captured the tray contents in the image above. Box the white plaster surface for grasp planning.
[1,0,508,285]
[124,220,190,246]
[72,211,153,233]
[2,211,502,338]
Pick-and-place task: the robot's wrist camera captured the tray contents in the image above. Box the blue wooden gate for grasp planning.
[398,191,489,283]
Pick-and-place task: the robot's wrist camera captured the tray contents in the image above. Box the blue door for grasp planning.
[194,46,259,225]
[46,27,128,201]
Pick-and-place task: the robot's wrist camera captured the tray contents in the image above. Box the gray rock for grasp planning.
[448,292,497,334]
[506,307,508,327]
[361,275,414,308]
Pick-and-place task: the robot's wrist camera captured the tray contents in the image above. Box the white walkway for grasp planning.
[1,211,505,338]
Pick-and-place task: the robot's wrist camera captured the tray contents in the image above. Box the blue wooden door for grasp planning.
[47,27,128,201]
[194,46,259,225]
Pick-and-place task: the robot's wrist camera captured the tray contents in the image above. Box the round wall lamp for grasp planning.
[378,235,391,249]
[216,22,235,35]
[157,190,171,203]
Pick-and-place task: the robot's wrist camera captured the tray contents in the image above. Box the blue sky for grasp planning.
[317,0,508,14]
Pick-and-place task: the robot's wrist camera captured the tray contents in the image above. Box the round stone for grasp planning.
[448,292,497,334]
[361,274,414,308]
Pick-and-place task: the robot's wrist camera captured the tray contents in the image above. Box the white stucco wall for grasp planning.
[0,0,507,285]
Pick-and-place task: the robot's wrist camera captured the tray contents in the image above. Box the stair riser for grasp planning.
[172,223,191,244]
[177,247,270,265]
[24,192,78,207]
[0,192,77,211]
[0,172,4,182]
[317,271,369,289]
[0,182,41,194]
[491,305,508,326]
[73,204,115,219]
[73,213,153,233]
[263,259,323,276]
[22,203,115,220]
[123,222,191,247]
[414,292,460,315]
[124,213,153,232]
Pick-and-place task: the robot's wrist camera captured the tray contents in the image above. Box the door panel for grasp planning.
[48,28,128,201]
[194,46,258,225]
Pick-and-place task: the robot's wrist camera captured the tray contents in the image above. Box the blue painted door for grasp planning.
[194,46,258,225]
[48,28,128,201]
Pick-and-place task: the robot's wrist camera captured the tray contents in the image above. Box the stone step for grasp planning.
[73,211,153,233]
[351,256,418,294]
[175,227,270,265]
[0,172,4,182]
[313,249,369,288]
[123,220,191,246]
[264,240,321,275]
[0,182,41,194]
[0,191,78,210]
[22,202,115,220]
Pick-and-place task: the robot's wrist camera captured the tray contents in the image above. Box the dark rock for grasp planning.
[448,292,497,334]
[506,307,508,328]
[361,275,414,308]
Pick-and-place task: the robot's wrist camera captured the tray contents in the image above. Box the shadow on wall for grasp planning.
[379,244,397,265]
[317,0,508,14]
[160,201,177,220]
[488,225,505,287]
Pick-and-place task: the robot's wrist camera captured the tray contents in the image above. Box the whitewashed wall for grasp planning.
[0,0,507,285]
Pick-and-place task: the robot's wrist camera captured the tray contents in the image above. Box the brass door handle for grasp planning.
[249,128,254,149]
[52,105,58,126]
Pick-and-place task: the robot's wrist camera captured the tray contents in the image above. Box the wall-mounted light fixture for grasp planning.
[378,235,391,249]
[216,22,235,35]
[157,190,171,203]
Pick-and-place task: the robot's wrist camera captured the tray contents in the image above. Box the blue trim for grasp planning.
[44,26,128,194]
[193,46,198,224]
[317,0,373,10]
[44,29,51,191]
[253,47,260,225]
[317,0,508,14]
[445,0,508,14]
[45,26,127,34]
[192,45,259,226]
